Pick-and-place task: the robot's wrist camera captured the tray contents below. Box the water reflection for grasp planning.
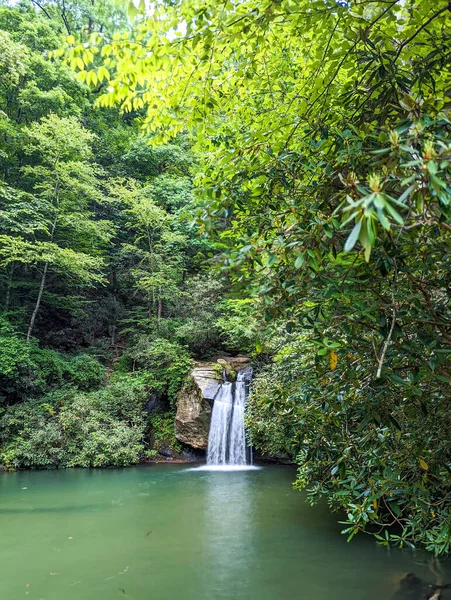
[201,471,256,599]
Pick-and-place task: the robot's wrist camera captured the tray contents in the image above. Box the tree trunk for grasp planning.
[26,261,48,343]
[26,208,58,343]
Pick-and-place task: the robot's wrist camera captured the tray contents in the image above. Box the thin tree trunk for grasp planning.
[26,211,58,343]
[60,0,71,35]
[26,262,48,343]
[146,226,156,316]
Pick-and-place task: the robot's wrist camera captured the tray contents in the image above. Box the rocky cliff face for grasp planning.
[175,357,250,450]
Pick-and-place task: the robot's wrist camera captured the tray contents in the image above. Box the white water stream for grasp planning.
[206,368,252,467]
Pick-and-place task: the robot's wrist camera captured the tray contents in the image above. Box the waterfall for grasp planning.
[228,372,247,465]
[207,368,252,466]
[206,382,234,465]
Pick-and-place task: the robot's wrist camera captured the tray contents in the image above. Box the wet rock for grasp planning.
[159,450,172,458]
[255,452,294,465]
[217,356,250,378]
[144,391,164,413]
[157,445,172,459]
[175,357,250,450]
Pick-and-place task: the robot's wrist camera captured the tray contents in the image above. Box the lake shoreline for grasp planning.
[0,459,297,473]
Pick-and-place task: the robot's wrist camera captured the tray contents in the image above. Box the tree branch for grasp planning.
[30,0,52,20]
[376,293,396,378]
[394,5,449,61]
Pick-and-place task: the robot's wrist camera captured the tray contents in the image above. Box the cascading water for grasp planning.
[206,382,234,465]
[207,367,252,466]
[228,371,247,465]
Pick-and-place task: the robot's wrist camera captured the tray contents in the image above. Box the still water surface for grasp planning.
[0,464,449,600]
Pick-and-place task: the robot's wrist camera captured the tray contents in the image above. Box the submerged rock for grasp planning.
[392,573,424,599]
[175,357,250,450]
[391,573,451,600]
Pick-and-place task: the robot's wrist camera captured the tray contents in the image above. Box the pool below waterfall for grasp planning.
[1,464,449,600]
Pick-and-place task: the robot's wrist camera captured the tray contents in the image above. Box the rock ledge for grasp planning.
[175,356,250,450]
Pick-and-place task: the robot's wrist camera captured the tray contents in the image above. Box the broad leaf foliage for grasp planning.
[69,0,451,553]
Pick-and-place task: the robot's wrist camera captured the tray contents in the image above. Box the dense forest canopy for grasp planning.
[0,0,252,467]
[0,0,450,556]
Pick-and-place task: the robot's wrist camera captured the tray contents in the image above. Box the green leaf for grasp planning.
[384,202,404,225]
[344,220,362,252]
[267,253,277,267]
[294,253,305,269]
[389,374,408,386]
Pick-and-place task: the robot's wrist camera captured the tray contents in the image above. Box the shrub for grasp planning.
[120,337,192,406]
[148,411,181,454]
[0,378,147,468]
[247,329,451,556]
[0,320,105,403]
[0,320,33,380]
[170,274,225,356]
[31,349,105,392]
[215,298,257,354]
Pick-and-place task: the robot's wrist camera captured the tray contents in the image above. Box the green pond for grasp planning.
[0,464,449,600]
